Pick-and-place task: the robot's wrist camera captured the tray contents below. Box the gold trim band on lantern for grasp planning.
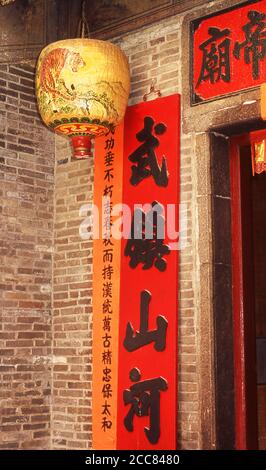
[55,123,109,137]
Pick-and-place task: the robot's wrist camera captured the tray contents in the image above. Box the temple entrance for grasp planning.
[230,130,266,450]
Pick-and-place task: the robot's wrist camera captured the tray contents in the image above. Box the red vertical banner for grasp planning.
[92,124,124,450]
[117,95,180,449]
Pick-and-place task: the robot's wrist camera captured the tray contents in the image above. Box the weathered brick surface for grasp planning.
[51,14,200,450]
[113,16,200,450]
[1,16,203,451]
[2,1,258,450]
[51,140,93,449]
[0,64,54,450]
[50,15,199,451]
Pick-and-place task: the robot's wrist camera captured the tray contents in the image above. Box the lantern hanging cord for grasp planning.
[77,0,90,38]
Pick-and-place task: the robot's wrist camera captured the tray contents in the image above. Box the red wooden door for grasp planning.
[230,130,266,449]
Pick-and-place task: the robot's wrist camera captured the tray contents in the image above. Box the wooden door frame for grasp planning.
[230,129,266,449]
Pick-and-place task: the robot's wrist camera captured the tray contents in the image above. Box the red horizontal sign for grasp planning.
[193,0,266,102]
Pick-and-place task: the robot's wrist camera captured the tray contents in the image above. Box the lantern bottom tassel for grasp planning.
[71,135,92,159]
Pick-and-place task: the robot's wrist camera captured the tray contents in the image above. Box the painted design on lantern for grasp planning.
[36,45,127,133]
[39,48,85,101]
[36,38,130,159]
